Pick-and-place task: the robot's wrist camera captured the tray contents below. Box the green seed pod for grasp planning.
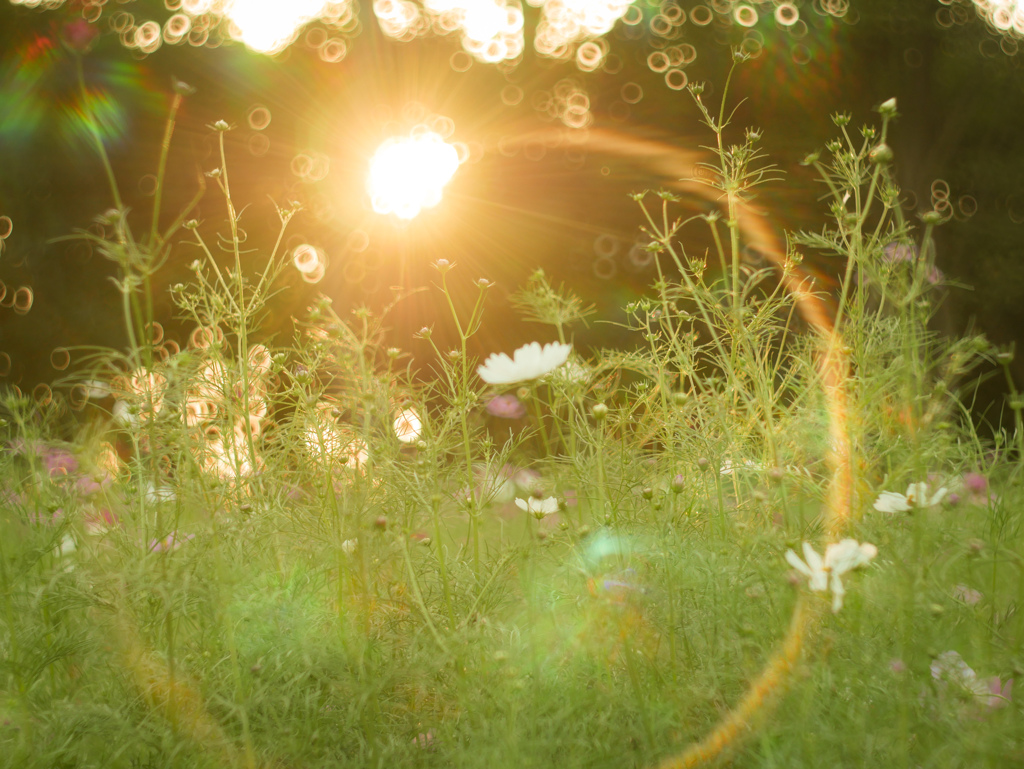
[869,142,893,165]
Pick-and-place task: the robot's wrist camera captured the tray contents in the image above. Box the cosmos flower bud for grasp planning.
[173,79,197,96]
[800,150,821,166]
[878,97,898,117]
[869,143,893,165]
[61,19,100,53]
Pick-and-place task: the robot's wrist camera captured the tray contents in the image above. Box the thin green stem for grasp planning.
[150,93,184,245]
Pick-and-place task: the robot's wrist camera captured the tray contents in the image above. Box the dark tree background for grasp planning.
[1,0,1022,432]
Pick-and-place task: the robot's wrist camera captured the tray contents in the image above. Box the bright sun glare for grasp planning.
[223,0,342,53]
[367,131,461,220]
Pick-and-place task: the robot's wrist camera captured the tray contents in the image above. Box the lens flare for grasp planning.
[973,0,1024,38]
[211,0,347,54]
[367,131,461,219]
[533,0,636,57]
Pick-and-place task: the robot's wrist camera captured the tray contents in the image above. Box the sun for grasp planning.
[367,131,462,220]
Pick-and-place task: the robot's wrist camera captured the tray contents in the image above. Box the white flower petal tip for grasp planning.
[785,548,812,576]
[873,481,947,513]
[477,342,572,385]
[515,496,559,519]
[786,539,877,613]
[905,482,947,508]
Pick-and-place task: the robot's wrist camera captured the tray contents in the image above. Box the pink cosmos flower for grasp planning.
[962,472,988,494]
[84,507,120,535]
[952,584,983,606]
[40,447,79,480]
[27,507,63,525]
[955,472,996,506]
[882,241,944,284]
[413,730,436,750]
[486,394,527,419]
[931,650,1013,711]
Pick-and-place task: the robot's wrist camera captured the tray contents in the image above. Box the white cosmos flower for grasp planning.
[477,342,572,385]
[55,533,77,558]
[515,496,559,519]
[785,539,877,612]
[719,458,763,475]
[112,399,139,428]
[83,379,110,400]
[145,483,177,504]
[393,407,422,443]
[872,481,947,513]
[53,533,77,572]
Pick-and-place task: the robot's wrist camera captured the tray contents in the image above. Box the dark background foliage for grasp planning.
[1,0,1022,431]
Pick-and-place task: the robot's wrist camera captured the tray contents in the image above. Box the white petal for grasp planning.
[477,352,516,385]
[538,496,559,514]
[824,539,858,573]
[931,650,977,688]
[905,482,929,507]
[801,543,828,591]
[113,399,139,428]
[477,342,572,385]
[56,534,77,557]
[515,496,559,517]
[826,539,877,575]
[830,573,846,612]
[785,549,812,577]
[873,491,911,513]
[802,541,823,572]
